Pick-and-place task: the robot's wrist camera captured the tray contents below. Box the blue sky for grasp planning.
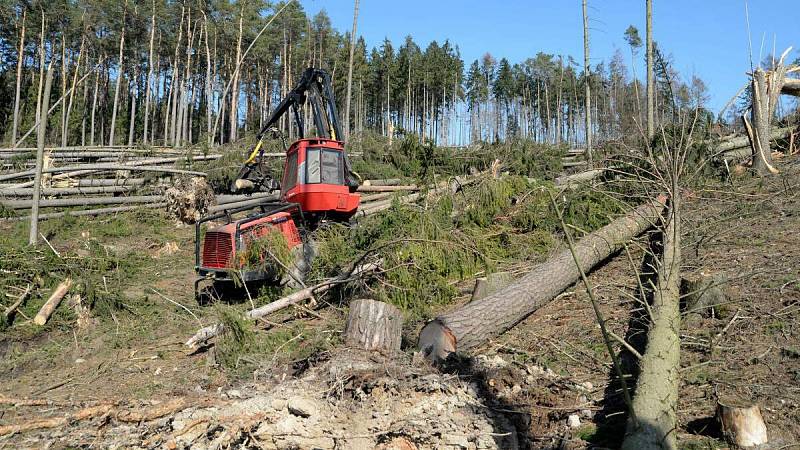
[300,0,799,113]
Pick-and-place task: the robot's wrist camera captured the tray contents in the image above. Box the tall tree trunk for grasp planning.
[344,0,360,140]
[90,57,101,146]
[582,0,593,165]
[60,36,67,147]
[229,6,243,143]
[143,0,156,145]
[11,9,27,147]
[203,13,212,145]
[34,14,46,147]
[646,0,655,140]
[109,7,126,146]
[65,34,85,148]
[30,66,54,245]
[127,67,137,147]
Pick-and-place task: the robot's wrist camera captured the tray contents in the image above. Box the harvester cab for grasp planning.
[194,68,360,300]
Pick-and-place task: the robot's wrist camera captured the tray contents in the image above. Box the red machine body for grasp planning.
[201,211,302,271]
[280,138,360,220]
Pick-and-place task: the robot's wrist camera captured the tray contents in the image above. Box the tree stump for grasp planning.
[681,273,726,318]
[344,299,402,354]
[717,402,768,448]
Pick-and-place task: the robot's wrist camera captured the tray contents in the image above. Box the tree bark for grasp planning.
[418,195,667,361]
[344,299,403,354]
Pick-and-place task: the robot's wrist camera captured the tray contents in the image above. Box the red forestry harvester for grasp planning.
[194,68,360,299]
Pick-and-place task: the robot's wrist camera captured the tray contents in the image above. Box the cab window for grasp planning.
[306,148,343,185]
[283,151,298,191]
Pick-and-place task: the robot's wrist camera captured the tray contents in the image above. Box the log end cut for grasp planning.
[417,320,457,362]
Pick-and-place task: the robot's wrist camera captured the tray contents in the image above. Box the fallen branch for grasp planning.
[4,284,32,320]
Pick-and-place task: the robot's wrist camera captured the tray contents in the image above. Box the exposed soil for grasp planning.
[2,157,800,449]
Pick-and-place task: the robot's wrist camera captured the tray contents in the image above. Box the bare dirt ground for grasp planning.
[1,157,799,449]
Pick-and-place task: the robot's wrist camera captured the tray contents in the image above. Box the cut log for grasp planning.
[9,203,166,221]
[0,186,132,197]
[356,185,418,193]
[34,278,73,325]
[185,261,382,349]
[717,402,768,448]
[359,192,395,204]
[362,178,403,186]
[344,299,403,353]
[2,195,163,209]
[418,195,667,361]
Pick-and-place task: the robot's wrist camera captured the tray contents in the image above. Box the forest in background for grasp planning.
[0,0,729,151]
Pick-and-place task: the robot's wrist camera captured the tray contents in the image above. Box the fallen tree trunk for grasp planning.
[34,278,73,325]
[418,195,667,361]
[555,168,605,186]
[782,78,800,97]
[715,126,793,153]
[344,298,403,353]
[185,261,382,349]
[622,199,681,450]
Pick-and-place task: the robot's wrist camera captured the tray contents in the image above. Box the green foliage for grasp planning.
[308,173,629,322]
[240,230,293,277]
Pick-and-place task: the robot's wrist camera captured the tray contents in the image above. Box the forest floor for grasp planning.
[1,156,799,449]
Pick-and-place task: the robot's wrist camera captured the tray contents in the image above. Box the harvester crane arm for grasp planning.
[235,68,356,192]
